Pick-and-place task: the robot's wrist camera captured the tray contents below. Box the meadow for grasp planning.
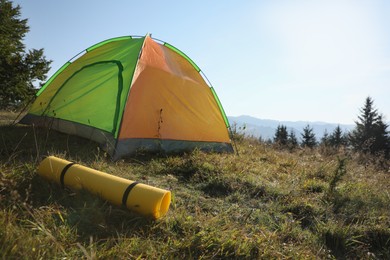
[1,111,389,259]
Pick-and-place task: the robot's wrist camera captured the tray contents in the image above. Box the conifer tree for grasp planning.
[321,129,330,147]
[273,124,288,146]
[329,125,347,148]
[0,0,51,109]
[301,124,317,148]
[287,129,298,149]
[349,97,390,157]
[372,115,390,156]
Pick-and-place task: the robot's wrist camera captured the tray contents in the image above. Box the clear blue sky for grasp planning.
[14,0,390,124]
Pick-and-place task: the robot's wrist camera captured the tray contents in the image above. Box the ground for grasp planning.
[1,111,389,259]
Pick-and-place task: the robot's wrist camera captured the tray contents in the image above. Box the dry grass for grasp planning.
[1,111,389,259]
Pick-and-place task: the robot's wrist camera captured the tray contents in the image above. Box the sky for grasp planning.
[13,0,390,125]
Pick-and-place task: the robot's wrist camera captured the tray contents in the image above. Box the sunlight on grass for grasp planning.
[0,112,389,259]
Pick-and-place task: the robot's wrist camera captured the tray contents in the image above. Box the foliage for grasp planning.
[273,124,288,146]
[329,125,348,148]
[301,124,317,148]
[287,129,299,150]
[349,97,390,158]
[0,0,51,109]
[229,122,246,142]
[273,126,299,151]
[320,129,330,147]
[327,157,347,196]
[1,111,389,259]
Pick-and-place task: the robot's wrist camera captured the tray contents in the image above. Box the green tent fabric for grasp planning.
[20,35,233,160]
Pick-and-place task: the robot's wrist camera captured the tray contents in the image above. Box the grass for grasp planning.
[1,111,389,259]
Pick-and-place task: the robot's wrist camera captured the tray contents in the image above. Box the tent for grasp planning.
[20,35,233,160]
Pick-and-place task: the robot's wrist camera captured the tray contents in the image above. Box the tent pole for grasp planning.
[228,126,240,156]
[11,96,35,126]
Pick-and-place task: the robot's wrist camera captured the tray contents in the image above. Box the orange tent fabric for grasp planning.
[120,37,228,142]
[20,35,233,159]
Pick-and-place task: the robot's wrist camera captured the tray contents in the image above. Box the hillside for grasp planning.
[229,115,355,141]
[1,111,389,259]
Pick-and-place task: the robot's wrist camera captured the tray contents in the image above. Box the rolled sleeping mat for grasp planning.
[37,156,171,219]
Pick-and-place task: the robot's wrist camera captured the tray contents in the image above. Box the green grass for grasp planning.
[1,111,389,259]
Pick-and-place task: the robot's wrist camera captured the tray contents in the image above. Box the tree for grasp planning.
[287,129,298,150]
[301,124,317,148]
[329,125,347,148]
[372,115,390,156]
[349,97,390,157]
[320,129,330,147]
[273,124,288,146]
[0,0,51,109]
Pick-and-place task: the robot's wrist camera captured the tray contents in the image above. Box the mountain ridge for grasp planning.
[228,115,355,141]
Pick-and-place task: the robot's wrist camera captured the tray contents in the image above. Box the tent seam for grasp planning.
[112,35,148,159]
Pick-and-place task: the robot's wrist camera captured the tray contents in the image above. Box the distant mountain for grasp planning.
[228,115,355,141]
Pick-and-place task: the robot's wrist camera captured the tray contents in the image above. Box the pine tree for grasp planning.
[273,124,288,146]
[287,129,298,149]
[372,115,390,157]
[349,97,390,157]
[0,0,51,109]
[301,124,317,148]
[320,129,330,147]
[329,125,347,148]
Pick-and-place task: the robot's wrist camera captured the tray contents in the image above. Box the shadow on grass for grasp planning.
[0,124,102,164]
[6,171,158,243]
[1,124,160,242]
